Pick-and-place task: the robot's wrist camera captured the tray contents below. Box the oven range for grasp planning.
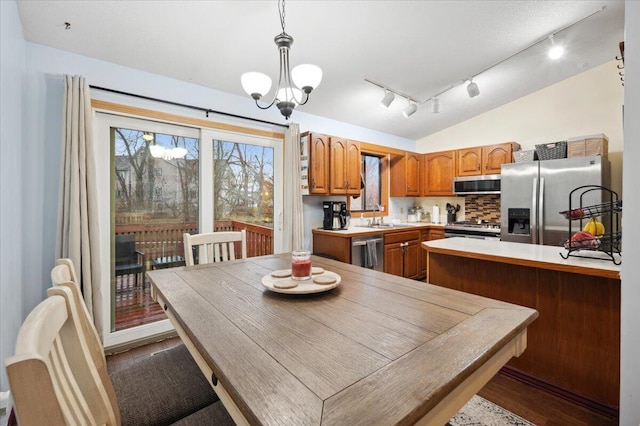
[444,221,501,240]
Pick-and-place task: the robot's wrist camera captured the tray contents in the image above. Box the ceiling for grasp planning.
[16,1,625,141]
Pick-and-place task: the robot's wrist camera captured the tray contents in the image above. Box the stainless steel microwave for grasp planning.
[453,174,501,195]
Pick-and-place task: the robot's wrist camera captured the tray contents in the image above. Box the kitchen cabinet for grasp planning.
[384,230,420,279]
[456,142,521,176]
[330,137,361,196]
[421,150,456,196]
[390,152,421,197]
[307,133,330,195]
[418,228,445,279]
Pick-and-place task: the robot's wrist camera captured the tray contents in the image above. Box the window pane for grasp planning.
[212,140,274,256]
[350,154,382,212]
[113,127,199,331]
[364,155,381,210]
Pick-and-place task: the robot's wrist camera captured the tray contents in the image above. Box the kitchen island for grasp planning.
[423,238,620,416]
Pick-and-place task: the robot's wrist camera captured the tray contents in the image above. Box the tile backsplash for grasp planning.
[464,194,501,222]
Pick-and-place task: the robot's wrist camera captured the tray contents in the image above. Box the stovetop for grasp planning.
[445,221,501,233]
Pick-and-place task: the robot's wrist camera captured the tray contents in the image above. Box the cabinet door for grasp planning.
[403,240,420,279]
[309,134,330,194]
[483,143,516,175]
[329,137,348,194]
[384,244,404,276]
[406,153,421,196]
[457,148,482,176]
[418,230,429,279]
[424,151,456,195]
[345,140,361,196]
[428,229,445,240]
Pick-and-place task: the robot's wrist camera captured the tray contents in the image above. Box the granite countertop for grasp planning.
[312,222,445,237]
[423,237,621,279]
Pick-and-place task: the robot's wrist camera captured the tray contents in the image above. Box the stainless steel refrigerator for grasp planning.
[500,156,611,246]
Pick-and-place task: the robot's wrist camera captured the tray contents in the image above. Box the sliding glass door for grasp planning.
[95,113,282,348]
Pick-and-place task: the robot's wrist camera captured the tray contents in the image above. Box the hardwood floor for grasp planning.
[106,337,619,425]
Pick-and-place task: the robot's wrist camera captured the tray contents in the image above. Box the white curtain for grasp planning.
[283,123,304,251]
[56,75,102,325]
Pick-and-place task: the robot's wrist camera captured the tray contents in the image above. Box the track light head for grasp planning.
[548,35,564,59]
[430,98,441,114]
[467,80,480,98]
[402,102,417,118]
[380,90,395,108]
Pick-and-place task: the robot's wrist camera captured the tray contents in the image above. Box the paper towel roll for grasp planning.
[432,205,440,224]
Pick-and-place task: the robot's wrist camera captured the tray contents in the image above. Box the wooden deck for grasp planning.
[115,274,165,331]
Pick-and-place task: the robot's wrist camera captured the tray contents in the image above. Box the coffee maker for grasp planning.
[323,201,348,230]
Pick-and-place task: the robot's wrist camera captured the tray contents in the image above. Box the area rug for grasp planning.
[448,395,535,426]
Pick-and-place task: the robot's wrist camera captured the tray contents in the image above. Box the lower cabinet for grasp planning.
[419,228,445,279]
[384,230,420,279]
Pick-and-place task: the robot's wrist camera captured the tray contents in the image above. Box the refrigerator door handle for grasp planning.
[531,178,538,244]
[538,177,545,245]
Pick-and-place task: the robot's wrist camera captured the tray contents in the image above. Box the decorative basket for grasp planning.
[513,149,537,163]
[535,141,567,161]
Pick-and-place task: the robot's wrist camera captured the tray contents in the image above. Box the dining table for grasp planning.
[147,253,538,425]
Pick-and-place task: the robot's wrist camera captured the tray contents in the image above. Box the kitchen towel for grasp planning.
[365,240,378,269]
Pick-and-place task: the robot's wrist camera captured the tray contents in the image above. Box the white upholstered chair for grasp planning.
[46,259,230,425]
[5,285,233,425]
[183,230,247,266]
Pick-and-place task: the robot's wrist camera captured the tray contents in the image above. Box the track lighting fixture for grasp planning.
[430,98,441,114]
[403,102,418,118]
[547,35,564,59]
[466,79,480,98]
[363,7,604,121]
[380,90,395,108]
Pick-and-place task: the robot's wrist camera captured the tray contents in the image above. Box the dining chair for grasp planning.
[183,230,247,266]
[5,285,234,426]
[50,259,225,425]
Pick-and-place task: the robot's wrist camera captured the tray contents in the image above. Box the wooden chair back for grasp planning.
[5,286,120,425]
[183,230,247,266]
[51,259,120,419]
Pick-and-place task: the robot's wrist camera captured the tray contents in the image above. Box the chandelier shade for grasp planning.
[240,0,322,119]
[241,72,273,100]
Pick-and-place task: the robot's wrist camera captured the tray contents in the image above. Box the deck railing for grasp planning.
[115,220,273,265]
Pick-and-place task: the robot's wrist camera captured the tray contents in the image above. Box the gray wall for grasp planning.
[0,0,25,392]
[621,2,640,424]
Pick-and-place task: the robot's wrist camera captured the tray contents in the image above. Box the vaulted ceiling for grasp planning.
[17,1,625,140]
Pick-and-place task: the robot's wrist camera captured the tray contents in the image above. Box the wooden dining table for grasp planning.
[147,253,538,426]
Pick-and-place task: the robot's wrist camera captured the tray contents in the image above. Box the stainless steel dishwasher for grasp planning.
[351,235,384,272]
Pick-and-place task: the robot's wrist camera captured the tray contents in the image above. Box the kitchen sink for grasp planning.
[367,223,411,229]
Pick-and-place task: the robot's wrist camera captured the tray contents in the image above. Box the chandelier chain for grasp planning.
[279,0,286,33]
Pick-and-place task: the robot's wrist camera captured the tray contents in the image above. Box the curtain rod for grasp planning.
[89,85,289,128]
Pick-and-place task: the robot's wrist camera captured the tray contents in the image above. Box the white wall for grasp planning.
[0,0,25,392]
[621,2,640,424]
[17,39,415,315]
[416,60,624,197]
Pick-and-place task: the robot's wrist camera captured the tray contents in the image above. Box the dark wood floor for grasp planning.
[106,337,619,425]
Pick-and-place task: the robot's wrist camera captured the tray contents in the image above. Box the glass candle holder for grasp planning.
[291,250,312,280]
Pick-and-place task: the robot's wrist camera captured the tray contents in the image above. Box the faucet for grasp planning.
[372,204,382,225]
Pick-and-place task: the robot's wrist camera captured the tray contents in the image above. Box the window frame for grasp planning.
[348,142,390,218]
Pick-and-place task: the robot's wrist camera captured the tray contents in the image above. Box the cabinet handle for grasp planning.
[312,178,315,188]
[477,164,480,170]
[485,163,488,170]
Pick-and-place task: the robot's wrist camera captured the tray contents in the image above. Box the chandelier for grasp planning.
[240,0,322,120]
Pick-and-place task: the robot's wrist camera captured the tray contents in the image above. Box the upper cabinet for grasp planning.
[483,142,520,174]
[305,132,360,196]
[456,142,520,176]
[330,137,361,195]
[390,152,421,197]
[308,133,330,194]
[421,150,456,196]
